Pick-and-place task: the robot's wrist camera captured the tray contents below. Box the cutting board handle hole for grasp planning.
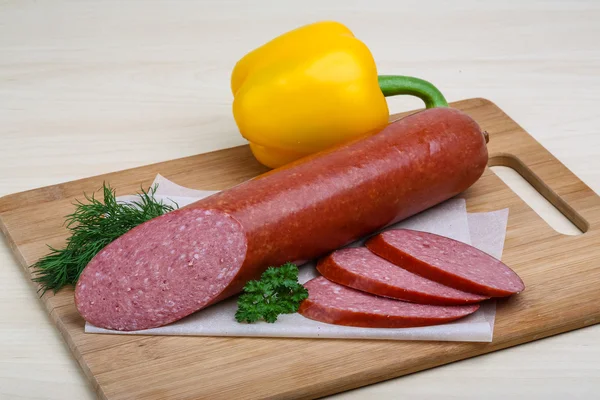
[489,154,587,235]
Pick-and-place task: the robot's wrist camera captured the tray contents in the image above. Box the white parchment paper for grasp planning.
[86,175,509,342]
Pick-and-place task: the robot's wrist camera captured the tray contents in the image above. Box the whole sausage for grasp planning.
[75,107,489,331]
[298,277,480,328]
[366,229,525,297]
[317,247,488,305]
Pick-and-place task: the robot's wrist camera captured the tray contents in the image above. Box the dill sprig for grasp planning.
[31,183,177,294]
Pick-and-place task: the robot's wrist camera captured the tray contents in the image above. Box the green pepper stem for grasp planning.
[378,75,448,108]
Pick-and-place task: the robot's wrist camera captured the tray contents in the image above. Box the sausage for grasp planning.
[75,107,488,331]
[298,277,480,328]
[317,247,488,305]
[366,229,525,297]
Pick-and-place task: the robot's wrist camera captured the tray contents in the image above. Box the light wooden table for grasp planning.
[1,1,599,399]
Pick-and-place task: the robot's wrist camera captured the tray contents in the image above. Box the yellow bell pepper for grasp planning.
[231,21,448,168]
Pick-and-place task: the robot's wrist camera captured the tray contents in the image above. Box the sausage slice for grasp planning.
[317,247,488,305]
[299,277,480,328]
[366,229,525,297]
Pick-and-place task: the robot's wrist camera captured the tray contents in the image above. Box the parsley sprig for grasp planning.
[235,263,308,323]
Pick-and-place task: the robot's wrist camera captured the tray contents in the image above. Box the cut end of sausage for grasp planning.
[366,229,525,297]
[317,247,489,305]
[75,208,247,331]
[298,277,480,328]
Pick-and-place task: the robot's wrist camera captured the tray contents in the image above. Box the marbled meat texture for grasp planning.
[366,229,525,297]
[317,247,489,305]
[298,277,480,328]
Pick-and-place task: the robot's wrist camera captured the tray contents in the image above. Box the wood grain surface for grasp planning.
[1,98,599,400]
[2,1,600,399]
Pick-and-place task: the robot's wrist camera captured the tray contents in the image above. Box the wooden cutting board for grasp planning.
[1,98,599,400]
